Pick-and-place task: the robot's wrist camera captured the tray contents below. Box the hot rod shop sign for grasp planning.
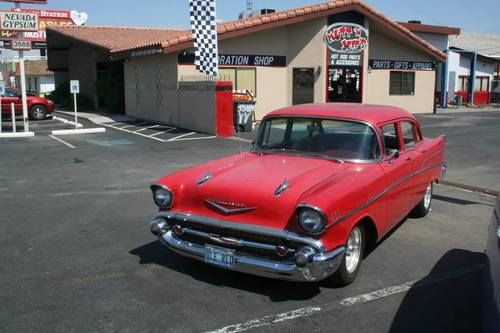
[324,23,368,67]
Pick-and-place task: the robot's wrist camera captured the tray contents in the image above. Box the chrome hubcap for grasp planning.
[33,107,45,119]
[345,227,362,273]
[424,183,432,209]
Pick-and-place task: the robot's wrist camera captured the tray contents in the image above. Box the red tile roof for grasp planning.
[47,0,447,62]
[47,25,187,53]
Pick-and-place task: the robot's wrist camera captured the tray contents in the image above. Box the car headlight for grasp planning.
[297,206,326,234]
[151,185,173,209]
[48,100,54,105]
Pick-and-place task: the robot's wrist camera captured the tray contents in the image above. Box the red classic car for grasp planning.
[1,87,55,120]
[149,103,446,285]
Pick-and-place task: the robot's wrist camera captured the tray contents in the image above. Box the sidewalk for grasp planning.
[436,104,500,114]
[55,110,136,125]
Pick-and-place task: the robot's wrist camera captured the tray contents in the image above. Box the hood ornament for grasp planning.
[206,199,256,215]
[197,172,213,186]
[274,179,290,196]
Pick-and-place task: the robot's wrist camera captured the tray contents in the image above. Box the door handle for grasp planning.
[405,157,412,161]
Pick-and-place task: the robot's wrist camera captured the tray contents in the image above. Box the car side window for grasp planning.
[382,123,400,156]
[4,89,17,97]
[401,122,417,150]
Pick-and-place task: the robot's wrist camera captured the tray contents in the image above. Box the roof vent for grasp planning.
[408,20,422,24]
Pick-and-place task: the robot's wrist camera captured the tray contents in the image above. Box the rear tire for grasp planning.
[331,225,365,286]
[410,182,433,218]
[30,105,47,120]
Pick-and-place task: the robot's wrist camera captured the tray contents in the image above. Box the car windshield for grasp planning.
[253,117,381,161]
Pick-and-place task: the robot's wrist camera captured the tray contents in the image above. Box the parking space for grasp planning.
[101,119,217,142]
[0,116,77,135]
[0,111,499,332]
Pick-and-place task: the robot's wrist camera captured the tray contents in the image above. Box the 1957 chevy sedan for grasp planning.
[149,103,446,285]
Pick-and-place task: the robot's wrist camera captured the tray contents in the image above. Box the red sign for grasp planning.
[0,0,48,4]
[324,23,369,54]
[0,9,73,42]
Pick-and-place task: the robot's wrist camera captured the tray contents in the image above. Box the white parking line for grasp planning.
[166,132,196,142]
[205,306,321,333]
[49,134,76,149]
[121,122,148,129]
[206,263,485,333]
[134,125,160,132]
[101,123,166,142]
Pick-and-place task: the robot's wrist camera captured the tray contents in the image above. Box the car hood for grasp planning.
[160,152,350,229]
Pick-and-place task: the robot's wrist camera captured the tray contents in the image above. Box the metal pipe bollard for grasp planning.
[11,103,16,133]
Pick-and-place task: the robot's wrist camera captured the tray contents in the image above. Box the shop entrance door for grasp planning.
[328,67,362,103]
[292,68,314,105]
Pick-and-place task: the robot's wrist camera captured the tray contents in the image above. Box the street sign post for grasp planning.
[0,83,3,133]
[0,2,39,135]
[70,80,79,128]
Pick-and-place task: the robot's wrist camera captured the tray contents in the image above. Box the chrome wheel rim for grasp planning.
[345,227,362,273]
[33,107,45,119]
[424,183,432,209]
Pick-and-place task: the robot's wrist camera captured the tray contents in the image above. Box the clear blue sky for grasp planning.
[0,0,498,34]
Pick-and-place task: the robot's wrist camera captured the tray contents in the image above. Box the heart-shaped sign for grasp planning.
[70,10,88,26]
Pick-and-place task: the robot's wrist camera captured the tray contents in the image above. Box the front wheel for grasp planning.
[30,105,47,120]
[410,182,433,218]
[331,225,365,286]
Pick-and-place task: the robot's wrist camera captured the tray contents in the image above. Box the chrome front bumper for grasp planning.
[150,216,345,282]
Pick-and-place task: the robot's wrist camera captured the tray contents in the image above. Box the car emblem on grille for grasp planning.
[205,199,256,215]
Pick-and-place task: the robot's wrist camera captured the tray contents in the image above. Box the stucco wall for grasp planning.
[179,18,327,120]
[124,54,179,124]
[365,26,437,113]
[365,70,435,114]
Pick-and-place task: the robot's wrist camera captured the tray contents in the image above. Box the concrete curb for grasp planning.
[0,132,35,138]
[53,116,83,128]
[51,128,106,136]
[439,180,499,197]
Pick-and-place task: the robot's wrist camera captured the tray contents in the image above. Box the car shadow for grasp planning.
[433,194,494,207]
[389,248,489,333]
[129,241,321,302]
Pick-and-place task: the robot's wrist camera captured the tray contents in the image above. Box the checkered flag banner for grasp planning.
[189,0,219,78]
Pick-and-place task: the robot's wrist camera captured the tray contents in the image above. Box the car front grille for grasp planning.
[166,218,300,261]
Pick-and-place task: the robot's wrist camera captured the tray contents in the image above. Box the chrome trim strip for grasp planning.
[159,230,345,281]
[205,199,256,215]
[156,211,327,253]
[274,179,290,196]
[329,161,445,227]
[179,226,286,252]
[197,172,213,186]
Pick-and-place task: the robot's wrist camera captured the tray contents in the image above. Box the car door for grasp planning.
[2,88,22,116]
[379,122,415,229]
[400,120,426,207]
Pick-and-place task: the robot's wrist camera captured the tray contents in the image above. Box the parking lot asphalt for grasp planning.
[0,112,497,332]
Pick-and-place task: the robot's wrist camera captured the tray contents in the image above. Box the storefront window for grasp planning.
[389,71,415,95]
[474,76,489,92]
[219,68,256,96]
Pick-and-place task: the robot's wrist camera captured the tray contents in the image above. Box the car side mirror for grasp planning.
[387,149,400,163]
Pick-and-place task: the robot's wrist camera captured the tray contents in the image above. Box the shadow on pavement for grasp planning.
[389,249,488,333]
[129,241,321,302]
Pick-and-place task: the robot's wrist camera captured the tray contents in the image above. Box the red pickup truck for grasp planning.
[1,87,55,120]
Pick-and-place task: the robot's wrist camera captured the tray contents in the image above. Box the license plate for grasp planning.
[204,244,235,268]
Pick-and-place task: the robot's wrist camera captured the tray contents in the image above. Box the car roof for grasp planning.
[264,103,417,126]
